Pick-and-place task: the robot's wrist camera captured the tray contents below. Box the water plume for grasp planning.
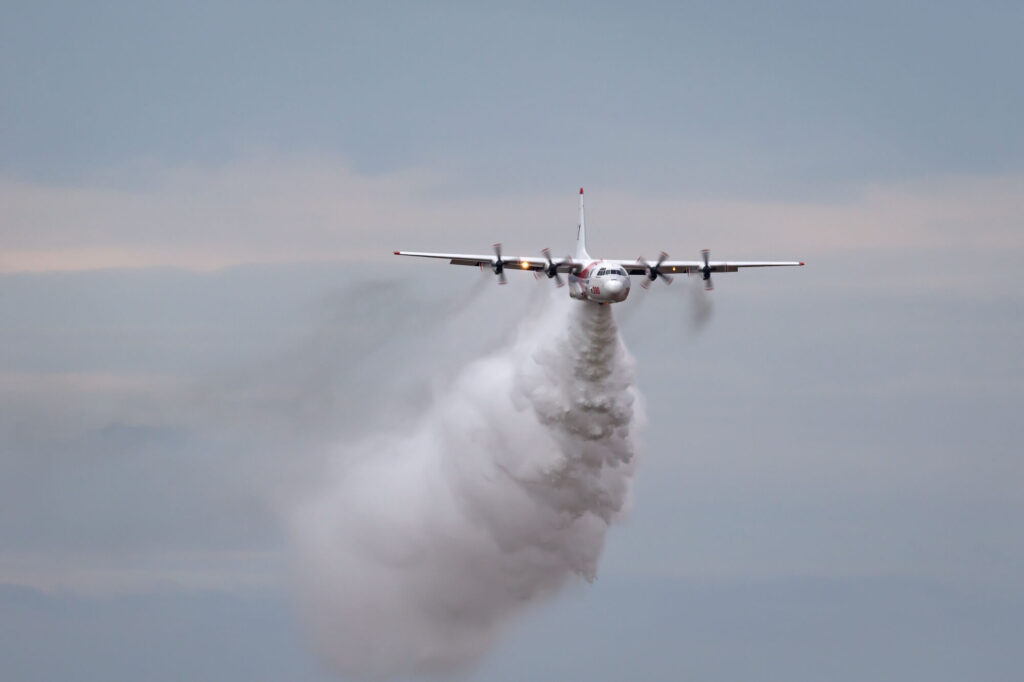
[291,294,643,679]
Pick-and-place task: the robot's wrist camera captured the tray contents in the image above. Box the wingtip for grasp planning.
[799,261,805,266]
[393,250,400,255]
[579,187,584,195]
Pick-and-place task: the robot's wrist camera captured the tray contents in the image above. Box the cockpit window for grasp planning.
[597,268,606,276]
[615,268,626,276]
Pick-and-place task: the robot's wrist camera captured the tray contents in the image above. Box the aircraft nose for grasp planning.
[605,279,623,294]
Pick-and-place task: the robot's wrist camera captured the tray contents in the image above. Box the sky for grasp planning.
[1,1,1023,680]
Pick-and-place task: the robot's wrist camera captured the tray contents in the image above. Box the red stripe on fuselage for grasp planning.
[577,261,599,279]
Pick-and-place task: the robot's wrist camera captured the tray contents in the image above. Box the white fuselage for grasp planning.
[568,260,631,304]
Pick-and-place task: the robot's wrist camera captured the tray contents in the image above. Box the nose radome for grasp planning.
[605,279,623,294]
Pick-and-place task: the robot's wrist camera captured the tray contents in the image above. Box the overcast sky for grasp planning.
[1,2,1022,681]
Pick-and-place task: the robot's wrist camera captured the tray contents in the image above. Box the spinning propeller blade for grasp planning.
[492,243,506,285]
[637,251,673,289]
[701,249,713,291]
[540,248,565,287]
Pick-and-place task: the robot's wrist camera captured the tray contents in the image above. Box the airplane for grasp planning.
[394,188,803,304]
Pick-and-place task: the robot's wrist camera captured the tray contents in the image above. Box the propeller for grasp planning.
[491,243,507,285]
[637,251,674,289]
[701,249,713,291]
[539,248,567,287]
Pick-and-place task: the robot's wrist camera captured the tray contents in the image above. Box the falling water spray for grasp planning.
[292,294,643,679]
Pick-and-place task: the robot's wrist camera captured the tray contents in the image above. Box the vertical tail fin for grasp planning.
[575,187,591,261]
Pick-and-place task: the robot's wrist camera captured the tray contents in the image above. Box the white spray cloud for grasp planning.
[291,293,643,679]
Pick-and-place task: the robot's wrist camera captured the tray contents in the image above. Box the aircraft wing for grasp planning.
[393,250,576,273]
[393,251,803,275]
[611,259,804,275]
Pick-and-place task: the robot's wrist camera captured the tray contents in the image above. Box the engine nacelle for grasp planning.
[568,273,587,300]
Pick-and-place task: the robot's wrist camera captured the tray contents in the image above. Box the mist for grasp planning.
[291,293,644,678]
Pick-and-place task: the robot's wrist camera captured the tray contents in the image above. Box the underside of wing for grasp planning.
[394,251,558,272]
[611,260,804,275]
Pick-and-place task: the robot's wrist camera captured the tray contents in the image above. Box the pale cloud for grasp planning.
[2,158,1022,273]
[0,372,189,441]
[594,175,1024,254]
[0,371,185,395]
[0,548,280,595]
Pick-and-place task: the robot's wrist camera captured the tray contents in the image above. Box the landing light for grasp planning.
[521,261,529,269]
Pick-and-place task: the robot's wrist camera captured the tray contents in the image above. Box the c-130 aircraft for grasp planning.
[395,188,803,304]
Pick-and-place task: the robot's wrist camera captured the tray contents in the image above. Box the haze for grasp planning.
[1,2,1022,680]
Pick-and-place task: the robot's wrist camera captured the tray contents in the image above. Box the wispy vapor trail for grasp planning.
[685,278,714,331]
[292,294,643,678]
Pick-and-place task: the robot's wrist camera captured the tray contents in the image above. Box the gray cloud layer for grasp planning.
[2,1,1023,679]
